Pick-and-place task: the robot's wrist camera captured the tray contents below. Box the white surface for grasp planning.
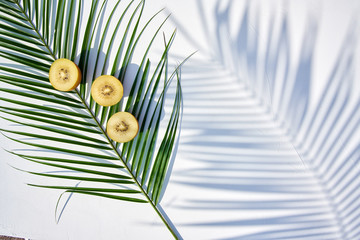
[1,0,360,239]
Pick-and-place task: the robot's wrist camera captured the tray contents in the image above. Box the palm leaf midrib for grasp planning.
[9,1,177,237]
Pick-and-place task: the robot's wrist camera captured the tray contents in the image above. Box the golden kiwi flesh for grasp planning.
[49,58,82,91]
[107,112,139,143]
[91,75,123,106]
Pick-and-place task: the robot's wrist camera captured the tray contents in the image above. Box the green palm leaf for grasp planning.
[0,0,188,238]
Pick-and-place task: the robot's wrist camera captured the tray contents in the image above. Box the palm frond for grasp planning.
[0,0,186,237]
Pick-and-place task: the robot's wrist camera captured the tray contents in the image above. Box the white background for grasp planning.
[1,0,360,239]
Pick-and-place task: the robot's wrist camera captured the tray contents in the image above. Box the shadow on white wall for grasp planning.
[165,1,360,239]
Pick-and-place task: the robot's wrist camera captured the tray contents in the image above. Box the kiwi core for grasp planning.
[101,85,114,96]
[59,68,69,82]
[116,121,129,132]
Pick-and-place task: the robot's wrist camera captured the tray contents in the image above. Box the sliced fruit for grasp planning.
[107,112,139,143]
[49,58,82,91]
[91,75,123,106]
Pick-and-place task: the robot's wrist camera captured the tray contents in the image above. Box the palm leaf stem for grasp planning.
[73,89,178,239]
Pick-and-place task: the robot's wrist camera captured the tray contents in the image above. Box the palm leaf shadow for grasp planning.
[164,1,359,239]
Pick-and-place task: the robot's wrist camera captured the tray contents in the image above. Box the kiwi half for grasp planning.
[107,112,139,143]
[49,58,82,91]
[91,75,123,106]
